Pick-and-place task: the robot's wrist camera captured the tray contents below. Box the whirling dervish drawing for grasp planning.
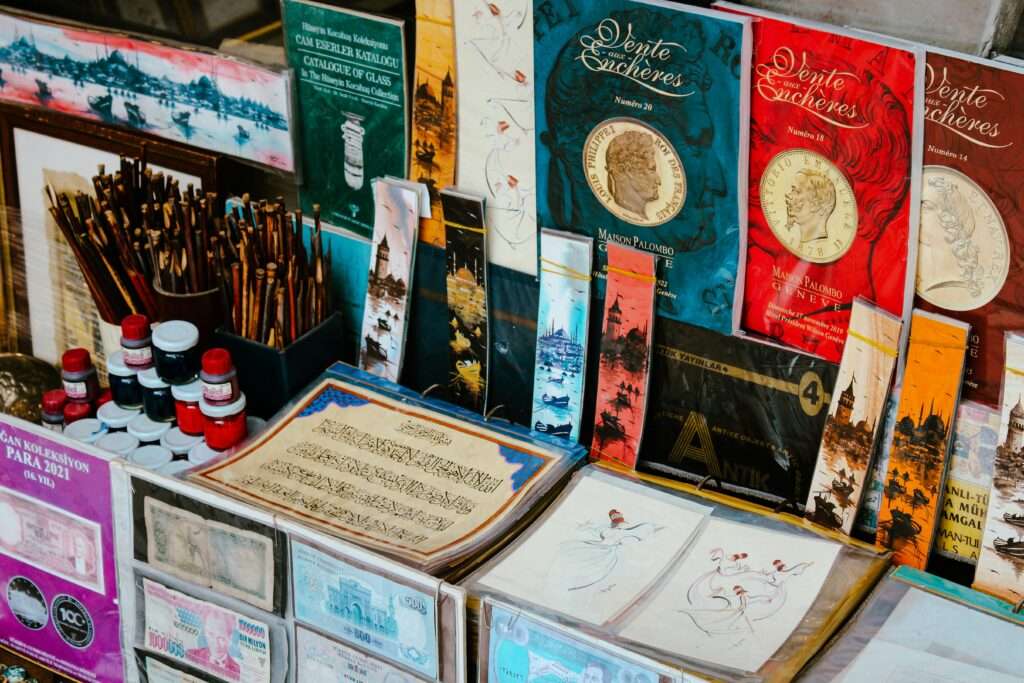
[550,508,663,593]
[679,548,812,638]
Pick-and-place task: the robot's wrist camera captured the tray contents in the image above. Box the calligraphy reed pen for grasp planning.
[218,199,331,349]
[46,155,331,347]
[48,157,214,319]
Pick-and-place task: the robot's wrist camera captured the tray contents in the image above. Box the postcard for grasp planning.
[453,0,536,273]
[191,365,578,569]
[592,243,656,468]
[296,626,426,683]
[836,588,1024,682]
[476,470,710,625]
[620,519,839,673]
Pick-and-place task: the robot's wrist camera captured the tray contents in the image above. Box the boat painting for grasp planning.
[0,10,294,171]
[975,334,1024,602]
[531,229,592,442]
[359,180,419,382]
[804,298,902,534]
[591,243,656,468]
[993,537,1024,558]
[875,312,968,569]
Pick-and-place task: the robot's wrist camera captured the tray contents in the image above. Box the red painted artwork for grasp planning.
[591,243,656,468]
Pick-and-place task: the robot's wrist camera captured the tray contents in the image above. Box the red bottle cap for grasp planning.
[63,400,92,423]
[121,314,151,341]
[41,389,67,414]
[62,348,93,373]
[202,348,234,376]
[96,389,113,407]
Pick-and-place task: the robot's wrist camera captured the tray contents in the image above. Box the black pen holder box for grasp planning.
[213,312,344,419]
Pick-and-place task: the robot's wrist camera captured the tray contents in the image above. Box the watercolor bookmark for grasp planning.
[531,229,593,442]
[591,243,657,468]
[441,188,489,413]
[410,0,457,246]
[804,297,902,534]
[358,180,420,382]
[974,333,1024,603]
[876,309,969,569]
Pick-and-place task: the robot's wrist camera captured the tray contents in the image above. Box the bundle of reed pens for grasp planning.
[46,155,217,323]
[221,196,331,349]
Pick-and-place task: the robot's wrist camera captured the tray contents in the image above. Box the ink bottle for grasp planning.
[171,380,204,436]
[157,459,195,476]
[200,348,239,405]
[63,400,92,425]
[139,368,175,422]
[201,393,248,451]
[63,418,107,445]
[95,432,139,457]
[161,427,203,460]
[61,348,99,404]
[152,320,200,385]
[188,441,223,467]
[107,351,143,409]
[120,314,153,370]
[130,445,172,470]
[40,389,66,432]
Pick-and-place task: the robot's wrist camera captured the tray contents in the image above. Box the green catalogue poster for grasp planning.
[283,0,408,237]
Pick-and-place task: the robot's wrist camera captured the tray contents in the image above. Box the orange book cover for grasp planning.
[876,310,969,568]
[592,243,656,468]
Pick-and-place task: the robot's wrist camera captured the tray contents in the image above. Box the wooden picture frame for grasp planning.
[0,103,220,361]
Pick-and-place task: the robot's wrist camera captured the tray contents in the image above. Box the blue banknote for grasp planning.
[291,540,438,679]
[489,601,668,683]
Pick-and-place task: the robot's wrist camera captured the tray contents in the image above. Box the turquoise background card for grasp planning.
[291,540,439,678]
[489,602,668,683]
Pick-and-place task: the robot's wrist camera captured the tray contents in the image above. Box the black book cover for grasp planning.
[640,320,838,507]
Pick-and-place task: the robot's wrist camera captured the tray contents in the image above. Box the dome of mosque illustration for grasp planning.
[1011,396,1024,419]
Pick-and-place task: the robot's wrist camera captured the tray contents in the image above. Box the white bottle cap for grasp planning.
[160,427,203,456]
[247,416,266,436]
[138,367,170,390]
[95,432,140,456]
[156,459,194,477]
[64,418,107,444]
[106,351,135,378]
[127,414,171,443]
[199,393,246,419]
[153,320,199,353]
[171,379,203,402]
[97,402,140,430]
[129,445,173,470]
[188,441,224,466]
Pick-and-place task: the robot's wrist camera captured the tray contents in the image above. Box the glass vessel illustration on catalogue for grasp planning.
[341,111,366,191]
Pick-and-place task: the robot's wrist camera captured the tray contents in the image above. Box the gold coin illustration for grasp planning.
[916,165,1009,311]
[582,117,686,227]
[760,149,858,263]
